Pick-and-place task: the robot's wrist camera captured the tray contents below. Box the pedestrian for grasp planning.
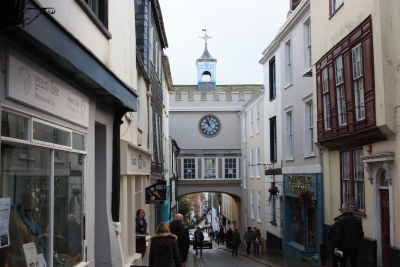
[215,230,219,244]
[135,209,147,234]
[135,209,148,258]
[334,202,364,267]
[210,229,215,241]
[252,225,261,255]
[328,217,340,267]
[169,214,190,267]
[227,227,233,248]
[193,226,204,256]
[218,225,225,245]
[230,228,241,256]
[244,227,253,255]
[149,222,182,267]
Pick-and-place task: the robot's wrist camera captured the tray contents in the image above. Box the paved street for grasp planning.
[184,240,320,267]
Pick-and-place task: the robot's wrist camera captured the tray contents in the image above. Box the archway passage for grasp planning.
[177,190,241,234]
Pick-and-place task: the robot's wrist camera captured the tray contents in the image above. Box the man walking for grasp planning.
[334,202,364,267]
[230,228,241,256]
[194,227,204,256]
[169,214,190,267]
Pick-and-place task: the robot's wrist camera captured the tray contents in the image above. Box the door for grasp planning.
[380,189,390,267]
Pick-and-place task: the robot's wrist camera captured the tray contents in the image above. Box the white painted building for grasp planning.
[259,20,284,257]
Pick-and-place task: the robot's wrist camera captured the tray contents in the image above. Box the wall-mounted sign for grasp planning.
[145,180,167,204]
[7,48,89,128]
[286,175,313,195]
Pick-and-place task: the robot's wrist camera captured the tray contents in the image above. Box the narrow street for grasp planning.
[185,247,265,267]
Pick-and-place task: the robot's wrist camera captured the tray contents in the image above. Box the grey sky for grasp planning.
[159,0,290,85]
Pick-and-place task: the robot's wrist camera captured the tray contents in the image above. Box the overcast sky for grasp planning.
[159,0,290,85]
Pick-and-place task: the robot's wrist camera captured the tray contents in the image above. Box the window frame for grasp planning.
[76,0,111,39]
[256,146,261,178]
[303,18,312,72]
[304,98,314,156]
[285,108,294,160]
[322,67,331,130]
[242,117,246,143]
[269,56,276,100]
[335,56,347,126]
[203,158,217,179]
[269,117,277,162]
[330,0,344,16]
[251,189,255,219]
[352,44,365,121]
[257,190,261,222]
[224,158,238,179]
[249,148,254,178]
[256,103,260,134]
[183,158,196,179]
[249,108,254,137]
[340,148,365,212]
[285,39,292,86]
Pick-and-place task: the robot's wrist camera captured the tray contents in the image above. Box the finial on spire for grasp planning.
[199,27,212,43]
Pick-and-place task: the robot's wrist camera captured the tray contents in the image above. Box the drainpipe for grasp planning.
[111,109,127,222]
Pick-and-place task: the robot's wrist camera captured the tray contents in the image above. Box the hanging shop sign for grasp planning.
[7,48,89,128]
[145,180,167,204]
[286,175,313,195]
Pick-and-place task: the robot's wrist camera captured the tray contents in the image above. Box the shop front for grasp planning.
[283,174,323,262]
[0,2,137,265]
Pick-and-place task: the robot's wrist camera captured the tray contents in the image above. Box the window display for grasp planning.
[0,113,85,267]
[288,196,317,248]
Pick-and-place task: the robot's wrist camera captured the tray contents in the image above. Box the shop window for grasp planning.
[72,132,86,151]
[183,158,196,179]
[1,144,85,266]
[288,197,317,248]
[33,121,71,147]
[1,111,28,140]
[224,158,237,179]
[204,158,216,179]
[0,111,86,266]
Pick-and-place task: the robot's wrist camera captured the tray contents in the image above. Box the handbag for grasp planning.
[255,237,260,245]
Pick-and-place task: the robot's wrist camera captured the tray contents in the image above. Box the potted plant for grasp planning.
[267,186,279,205]
[298,190,314,200]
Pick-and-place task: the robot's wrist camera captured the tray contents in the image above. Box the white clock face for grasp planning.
[199,115,220,137]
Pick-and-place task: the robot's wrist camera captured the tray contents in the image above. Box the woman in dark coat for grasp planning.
[229,228,241,256]
[149,222,182,267]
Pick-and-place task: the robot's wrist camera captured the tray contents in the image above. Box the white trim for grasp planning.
[282,164,322,174]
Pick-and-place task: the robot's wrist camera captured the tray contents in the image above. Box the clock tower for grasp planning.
[197,29,217,91]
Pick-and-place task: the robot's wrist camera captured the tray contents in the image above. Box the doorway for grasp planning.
[378,170,390,267]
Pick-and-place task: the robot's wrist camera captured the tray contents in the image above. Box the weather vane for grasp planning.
[199,27,212,43]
